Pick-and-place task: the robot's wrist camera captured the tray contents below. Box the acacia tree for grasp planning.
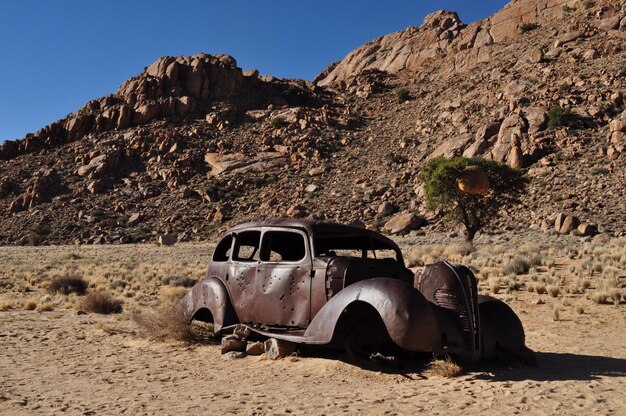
[420,157,528,242]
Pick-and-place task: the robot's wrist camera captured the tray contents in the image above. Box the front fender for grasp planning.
[182,276,238,332]
[304,278,457,353]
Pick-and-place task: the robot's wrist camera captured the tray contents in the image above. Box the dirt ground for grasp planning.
[1,233,625,415]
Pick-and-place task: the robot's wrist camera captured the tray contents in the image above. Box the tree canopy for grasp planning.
[420,157,528,241]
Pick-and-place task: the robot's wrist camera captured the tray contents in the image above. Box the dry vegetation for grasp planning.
[0,232,624,322]
[425,356,464,378]
[403,232,625,312]
[0,231,624,415]
[0,242,211,312]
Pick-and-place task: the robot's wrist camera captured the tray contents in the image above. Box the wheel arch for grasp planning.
[304,278,444,352]
[182,276,238,332]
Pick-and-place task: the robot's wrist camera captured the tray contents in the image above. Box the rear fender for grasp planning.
[478,295,526,358]
[182,277,238,332]
[304,278,451,353]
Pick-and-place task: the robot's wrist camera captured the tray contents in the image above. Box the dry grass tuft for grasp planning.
[48,275,88,295]
[488,276,501,294]
[425,356,463,378]
[37,302,54,312]
[133,301,203,343]
[23,300,37,310]
[82,291,123,314]
[546,285,561,298]
[161,276,198,287]
[159,286,189,303]
[590,292,608,305]
[608,289,622,306]
[0,301,15,311]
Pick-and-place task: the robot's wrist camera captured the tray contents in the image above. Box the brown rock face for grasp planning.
[317,11,467,86]
[2,53,250,161]
[317,1,587,85]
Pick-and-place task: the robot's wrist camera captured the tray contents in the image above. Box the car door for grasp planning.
[255,227,312,328]
[227,229,261,325]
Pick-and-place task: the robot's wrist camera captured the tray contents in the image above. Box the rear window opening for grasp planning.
[260,231,306,262]
[314,233,400,262]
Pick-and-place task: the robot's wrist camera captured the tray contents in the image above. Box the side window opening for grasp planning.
[213,234,233,262]
[233,231,261,262]
[261,231,306,262]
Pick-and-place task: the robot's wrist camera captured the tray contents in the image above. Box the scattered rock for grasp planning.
[222,351,246,360]
[577,223,598,236]
[233,324,251,340]
[246,341,265,356]
[221,335,247,354]
[555,213,580,234]
[264,338,296,360]
[128,213,143,226]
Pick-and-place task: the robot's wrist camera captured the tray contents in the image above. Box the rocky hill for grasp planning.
[0,0,625,245]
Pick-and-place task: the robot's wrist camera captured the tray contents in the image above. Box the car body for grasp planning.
[182,219,528,362]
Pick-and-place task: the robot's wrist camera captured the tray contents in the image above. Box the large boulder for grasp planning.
[383,212,423,235]
[554,212,580,234]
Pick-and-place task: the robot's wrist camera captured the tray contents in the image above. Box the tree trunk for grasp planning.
[465,225,478,242]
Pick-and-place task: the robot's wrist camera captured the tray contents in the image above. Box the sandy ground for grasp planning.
[1,234,625,415]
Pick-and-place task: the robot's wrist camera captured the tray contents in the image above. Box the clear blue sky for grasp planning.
[0,0,509,142]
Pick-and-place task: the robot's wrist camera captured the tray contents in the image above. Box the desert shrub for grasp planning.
[590,167,609,176]
[82,291,123,314]
[109,280,127,290]
[133,301,204,343]
[426,356,463,378]
[503,276,523,292]
[48,275,88,295]
[547,104,576,129]
[270,117,287,129]
[503,256,531,275]
[562,4,575,12]
[397,88,411,102]
[23,300,37,310]
[420,157,527,241]
[161,275,197,287]
[576,305,585,314]
[558,83,572,93]
[520,23,539,32]
[28,223,51,246]
[582,0,594,9]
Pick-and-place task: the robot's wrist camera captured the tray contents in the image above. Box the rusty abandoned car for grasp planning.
[182,219,530,362]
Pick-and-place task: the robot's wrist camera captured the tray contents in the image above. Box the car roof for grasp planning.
[226,218,401,250]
